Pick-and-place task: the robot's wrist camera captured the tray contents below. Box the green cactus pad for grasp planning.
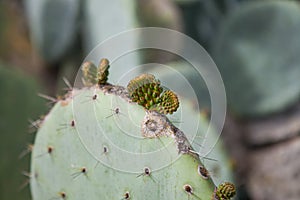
[31,56,235,199]
[213,0,300,117]
[25,0,80,62]
[30,82,231,199]
[0,63,46,200]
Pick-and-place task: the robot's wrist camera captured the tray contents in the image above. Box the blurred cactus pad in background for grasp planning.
[0,63,45,200]
[0,0,300,200]
[213,0,300,117]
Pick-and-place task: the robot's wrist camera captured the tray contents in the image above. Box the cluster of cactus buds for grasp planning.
[81,58,110,86]
[213,182,236,200]
[127,74,179,114]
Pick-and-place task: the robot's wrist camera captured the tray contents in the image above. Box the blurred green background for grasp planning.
[1,0,300,199]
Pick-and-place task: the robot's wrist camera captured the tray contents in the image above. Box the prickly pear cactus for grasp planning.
[30,59,235,199]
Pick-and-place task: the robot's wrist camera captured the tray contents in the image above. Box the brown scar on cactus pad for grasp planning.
[141,110,199,158]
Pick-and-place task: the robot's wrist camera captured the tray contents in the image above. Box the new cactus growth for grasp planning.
[213,182,236,200]
[127,74,179,114]
[30,58,235,199]
[81,58,110,86]
[97,58,110,85]
[157,90,179,114]
[127,74,163,109]
[81,61,97,86]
